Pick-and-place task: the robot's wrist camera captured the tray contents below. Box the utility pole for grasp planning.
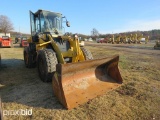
[19,26,20,35]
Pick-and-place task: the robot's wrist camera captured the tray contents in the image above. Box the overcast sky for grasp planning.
[0,0,160,35]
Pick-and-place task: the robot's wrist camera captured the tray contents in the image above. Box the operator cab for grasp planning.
[30,9,70,52]
[30,9,70,39]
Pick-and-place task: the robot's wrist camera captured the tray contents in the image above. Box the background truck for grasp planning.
[0,36,12,48]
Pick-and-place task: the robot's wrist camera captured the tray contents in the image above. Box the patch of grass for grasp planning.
[1,43,160,120]
[116,82,137,96]
[136,93,148,100]
[119,55,130,70]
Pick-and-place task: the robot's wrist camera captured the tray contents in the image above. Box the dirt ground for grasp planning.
[0,41,160,120]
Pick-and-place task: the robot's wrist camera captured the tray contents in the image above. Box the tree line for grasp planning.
[0,14,160,40]
[69,29,160,41]
[0,15,14,35]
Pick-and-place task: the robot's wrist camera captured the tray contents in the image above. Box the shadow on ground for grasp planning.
[0,59,64,110]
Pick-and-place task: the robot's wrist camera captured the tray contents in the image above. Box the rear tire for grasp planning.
[0,54,1,68]
[23,47,36,68]
[0,98,3,120]
[37,49,58,82]
[81,47,93,60]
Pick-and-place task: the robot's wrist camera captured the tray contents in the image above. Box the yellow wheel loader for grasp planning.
[154,40,160,50]
[24,9,123,109]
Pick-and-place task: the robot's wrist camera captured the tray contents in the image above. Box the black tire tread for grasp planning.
[81,47,93,60]
[38,49,58,82]
[23,47,36,68]
[44,49,57,72]
[0,98,3,120]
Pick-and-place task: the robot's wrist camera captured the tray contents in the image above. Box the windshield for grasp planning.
[40,10,63,35]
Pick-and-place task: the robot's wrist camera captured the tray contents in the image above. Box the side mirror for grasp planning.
[66,21,70,27]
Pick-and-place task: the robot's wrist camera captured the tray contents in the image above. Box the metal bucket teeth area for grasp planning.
[52,55,123,109]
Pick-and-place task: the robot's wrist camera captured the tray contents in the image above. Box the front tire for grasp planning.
[81,47,93,60]
[37,49,58,82]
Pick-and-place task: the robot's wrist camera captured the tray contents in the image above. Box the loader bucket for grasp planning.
[52,55,122,109]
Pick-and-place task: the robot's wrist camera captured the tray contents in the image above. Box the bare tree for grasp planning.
[91,28,99,36]
[91,28,99,40]
[0,15,14,35]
